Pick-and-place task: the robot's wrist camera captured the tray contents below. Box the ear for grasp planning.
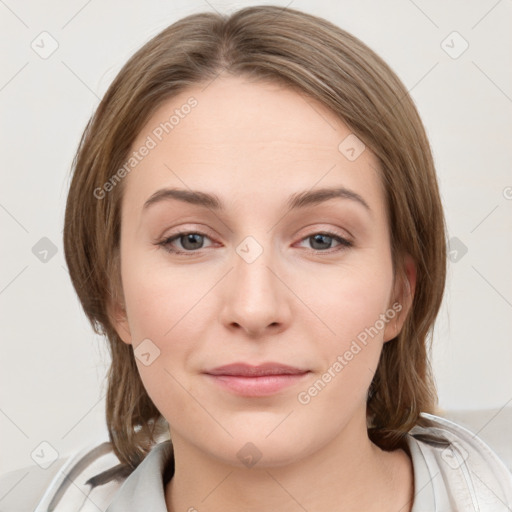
[383,254,417,342]
[107,297,133,345]
[105,250,133,345]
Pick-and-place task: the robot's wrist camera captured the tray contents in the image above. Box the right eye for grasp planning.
[157,231,215,255]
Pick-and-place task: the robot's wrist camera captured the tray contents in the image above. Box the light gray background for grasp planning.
[1,0,511,474]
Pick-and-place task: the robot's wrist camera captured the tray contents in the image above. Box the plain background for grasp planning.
[1,0,511,474]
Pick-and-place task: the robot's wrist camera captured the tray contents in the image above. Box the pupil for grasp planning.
[182,233,203,250]
[311,234,331,250]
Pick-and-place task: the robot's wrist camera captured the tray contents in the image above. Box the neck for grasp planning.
[165,412,414,512]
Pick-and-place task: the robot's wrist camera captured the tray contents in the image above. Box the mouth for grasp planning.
[203,363,310,397]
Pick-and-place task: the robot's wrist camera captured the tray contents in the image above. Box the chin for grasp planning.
[200,422,323,469]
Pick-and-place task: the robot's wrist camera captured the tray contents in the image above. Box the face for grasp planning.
[111,75,414,467]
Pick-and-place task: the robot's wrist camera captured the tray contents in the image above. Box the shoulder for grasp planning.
[407,413,512,511]
[0,441,131,512]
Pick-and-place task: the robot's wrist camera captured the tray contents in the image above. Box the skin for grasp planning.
[110,75,417,512]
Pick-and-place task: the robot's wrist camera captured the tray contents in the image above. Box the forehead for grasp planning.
[123,75,383,213]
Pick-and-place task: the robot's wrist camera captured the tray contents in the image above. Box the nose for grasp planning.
[219,241,292,337]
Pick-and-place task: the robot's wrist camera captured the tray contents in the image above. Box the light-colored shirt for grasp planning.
[1,413,511,511]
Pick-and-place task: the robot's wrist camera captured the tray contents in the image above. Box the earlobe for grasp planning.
[383,254,417,342]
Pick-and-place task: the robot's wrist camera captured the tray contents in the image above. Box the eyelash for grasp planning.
[156,230,353,256]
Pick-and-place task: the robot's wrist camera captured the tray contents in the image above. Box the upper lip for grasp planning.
[205,363,309,377]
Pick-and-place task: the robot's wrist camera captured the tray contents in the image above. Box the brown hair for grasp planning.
[63,5,446,470]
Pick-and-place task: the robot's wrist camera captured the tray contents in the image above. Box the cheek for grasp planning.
[299,261,394,345]
[119,256,214,401]
[295,256,395,407]
[291,270,393,431]
[120,250,204,341]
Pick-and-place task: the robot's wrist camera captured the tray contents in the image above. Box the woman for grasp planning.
[2,5,511,511]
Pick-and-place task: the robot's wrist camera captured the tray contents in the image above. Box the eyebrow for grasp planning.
[143,186,371,213]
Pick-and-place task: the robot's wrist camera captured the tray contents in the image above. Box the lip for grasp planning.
[204,363,310,397]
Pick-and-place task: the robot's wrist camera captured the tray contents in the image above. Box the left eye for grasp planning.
[297,232,352,251]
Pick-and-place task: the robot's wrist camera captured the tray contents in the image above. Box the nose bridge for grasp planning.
[220,234,290,334]
[234,234,280,309]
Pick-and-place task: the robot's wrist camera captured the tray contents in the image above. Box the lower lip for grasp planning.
[205,373,309,397]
